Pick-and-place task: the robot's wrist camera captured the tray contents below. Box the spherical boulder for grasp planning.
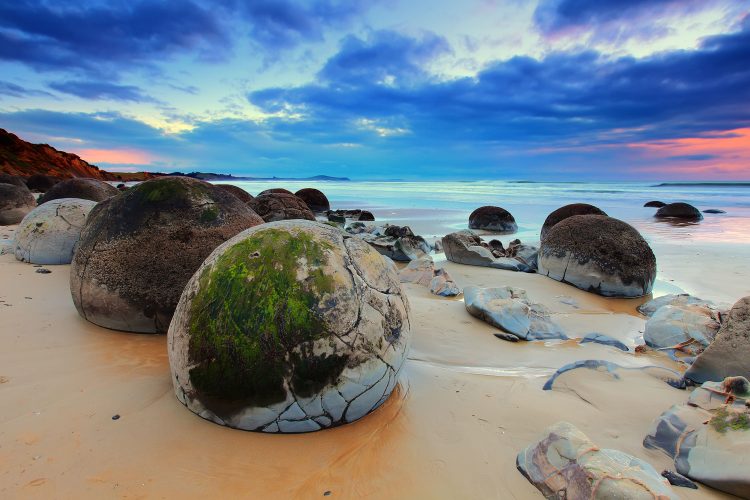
[295,188,330,212]
[217,184,253,203]
[0,183,36,225]
[468,206,517,233]
[70,177,264,333]
[539,215,656,297]
[25,174,60,192]
[655,202,703,221]
[644,200,666,208]
[168,220,411,432]
[541,203,607,240]
[249,192,315,222]
[0,173,28,189]
[258,187,293,196]
[38,178,119,205]
[14,198,97,264]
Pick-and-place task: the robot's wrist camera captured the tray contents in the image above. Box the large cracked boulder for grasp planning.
[518,421,677,499]
[38,178,119,205]
[685,296,750,384]
[217,184,253,203]
[0,183,37,225]
[14,198,97,264]
[295,188,330,212]
[539,215,656,297]
[541,203,607,240]
[655,202,703,221]
[249,192,315,222]
[167,220,411,432]
[70,177,264,333]
[468,206,517,233]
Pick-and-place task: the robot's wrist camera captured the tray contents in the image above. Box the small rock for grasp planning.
[112,414,120,420]
[661,470,698,489]
[429,268,461,297]
[702,209,726,214]
[35,268,51,274]
[398,256,435,286]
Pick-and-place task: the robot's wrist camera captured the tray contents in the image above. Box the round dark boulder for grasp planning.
[217,184,254,203]
[468,206,517,233]
[655,202,703,221]
[0,183,36,225]
[25,174,60,192]
[539,215,656,297]
[249,192,315,222]
[359,210,375,221]
[70,177,265,333]
[541,203,607,240]
[644,201,666,208]
[0,174,29,189]
[38,178,119,205]
[295,188,330,212]
[258,187,293,196]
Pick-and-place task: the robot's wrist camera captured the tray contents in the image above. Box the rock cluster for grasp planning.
[168,220,411,432]
[347,224,431,262]
[326,209,375,222]
[70,177,264,333]
[398,256,461,297]
[539,215,656,297]
[442,230,536,272]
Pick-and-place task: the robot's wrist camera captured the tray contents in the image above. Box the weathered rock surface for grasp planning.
[645,200,667,208]
[249,192,315,222]
[217,184,253,203]
[638,293,714,317]
[644,377,750,498]
[14,198,97,264]
[464,286,565,341]
[655,202,703,221]
[0,183,36,225]
[468,206,517,233]
[644,304,722,355]
[167,220,411,432]
[540,203,607,240]
[38,178,119,205]
[538,215,656,297]
[399,256,435,286]
[518,421,677,499]
[686,296,750,383]
[442,230,534,272]
[70,177,264,333]
[429,268,461,297]
[295,188,330,212]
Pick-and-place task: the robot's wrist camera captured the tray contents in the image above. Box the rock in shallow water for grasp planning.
[655,202,703,221]
[539,215,656,297]
[518,421,677,499]
[168,220,411,432]
[464,286,565,341]
[14,198,96,265]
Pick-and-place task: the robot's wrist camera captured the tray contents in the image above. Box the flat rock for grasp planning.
[638,293,714,317]
[644,304,721,355]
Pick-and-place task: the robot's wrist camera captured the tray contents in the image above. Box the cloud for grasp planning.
[49,81,158,103]
[0,80,53,98]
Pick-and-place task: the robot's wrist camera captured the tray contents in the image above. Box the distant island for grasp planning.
[0,128,348,182]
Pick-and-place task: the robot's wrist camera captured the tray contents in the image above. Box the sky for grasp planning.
[0,0,749,180]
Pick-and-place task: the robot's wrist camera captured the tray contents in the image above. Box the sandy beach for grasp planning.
[0,219,739,499]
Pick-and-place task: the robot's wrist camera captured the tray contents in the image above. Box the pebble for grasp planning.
[112,414,120,420]
[35,268,51,274]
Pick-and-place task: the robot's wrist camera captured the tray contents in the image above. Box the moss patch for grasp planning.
[199,206,219,223]
[187,228,345,416]
[710,406,750,434]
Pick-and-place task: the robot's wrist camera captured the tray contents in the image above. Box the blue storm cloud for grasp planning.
[49,81,158,103]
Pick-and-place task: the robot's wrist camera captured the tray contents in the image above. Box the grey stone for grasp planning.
[644,304,721,355]
[638,294,714,317]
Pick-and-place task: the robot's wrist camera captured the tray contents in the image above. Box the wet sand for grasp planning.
[0,223,739,499]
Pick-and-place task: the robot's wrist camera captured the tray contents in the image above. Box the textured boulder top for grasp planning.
[655,202,703,220]
[168,219,411,432]
[0,173,28,189]
[257,187,293,196]
[295,187,330,212]
[468,205,517,233]
[216,184,253,203]
[540,215,656,296]
[70,176,264,333]
[38,178,119,205]
[0,183,37,225]
[249,192,315,222]
[540,203,607,240]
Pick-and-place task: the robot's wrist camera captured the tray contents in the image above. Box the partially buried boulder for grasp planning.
[540,203,607,240]
[539,215,656,297]
[70,177,264,333]
[0,173,28,189]
[38,178,119,205]
[25,174,60,192]
[167,220,411,432]
[518,421,677,499]
[249,192,315,222]
[644,200,666,208]
[217,184,253,203]
[685,296,750,384]
[295,188,330,212]
[655,202,703,221]
[14,198,97,264]
[0,183,36,225]
[468,206,517,233]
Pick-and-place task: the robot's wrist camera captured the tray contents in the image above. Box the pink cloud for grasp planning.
[74,148,153,165]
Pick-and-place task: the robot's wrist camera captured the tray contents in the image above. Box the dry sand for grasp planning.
[0,223,738,499]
